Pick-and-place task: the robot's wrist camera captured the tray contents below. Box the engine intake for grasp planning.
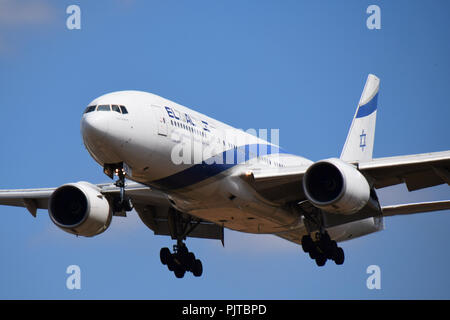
[49,182,112,237]
[303,158,370,215]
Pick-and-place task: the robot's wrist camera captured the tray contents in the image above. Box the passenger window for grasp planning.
[112,105,121,113]
[84,105,96,113]
[97,105,111,111]
[120,105,128,114]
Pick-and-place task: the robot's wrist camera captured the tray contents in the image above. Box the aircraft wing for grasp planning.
[0,187,54,216]
[242,151,450,217]
[382,200,450,216]
[358,150,450,191]
[0,182,223,241]
[241,165,309,204]
[0,182,166,216]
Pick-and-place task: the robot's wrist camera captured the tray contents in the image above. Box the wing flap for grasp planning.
[403,170,444,191]
[359,150,450,190]
[240,166,308,204]
[249,166,307,182]
[382,200,450,217]
[134,204,224,242]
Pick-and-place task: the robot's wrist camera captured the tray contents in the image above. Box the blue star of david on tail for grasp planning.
[360,129,367,151]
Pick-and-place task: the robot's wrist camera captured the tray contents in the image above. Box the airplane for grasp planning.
[1,74,450,278]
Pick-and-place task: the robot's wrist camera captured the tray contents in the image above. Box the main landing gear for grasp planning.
[298,201,345,267]
[301,232,344,267]
[160,242,203,278]
[159,209,204,278]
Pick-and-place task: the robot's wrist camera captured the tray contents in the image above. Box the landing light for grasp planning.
[114,168,126,176]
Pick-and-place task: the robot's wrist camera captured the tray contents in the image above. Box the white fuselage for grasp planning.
[81,91,312,234]
[80,90,382,241]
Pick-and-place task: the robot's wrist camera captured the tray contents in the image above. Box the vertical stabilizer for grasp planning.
[340,74,380,163]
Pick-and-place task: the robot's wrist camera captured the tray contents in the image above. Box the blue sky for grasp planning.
[0,0,449,299]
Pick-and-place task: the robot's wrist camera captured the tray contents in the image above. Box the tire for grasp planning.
[167,257,176,271]
[308,246,318,260]
[301,235,313,253]
[160,247,171,265]
[174,265,186,278]
[193,259,203,277]
[186,252,196,271]
[324,240,338,259]
[315,254,327,267]
[333,247,345,265]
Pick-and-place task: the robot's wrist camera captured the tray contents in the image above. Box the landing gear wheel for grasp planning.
[159,242,204,278]
[333,247,345,265]
[192,259,203,277]
[174,265,186,279]
[301,235,314,253]
[167,256,175,271]
[323,240,338,259]
[186,252,196,271]
[308,246,318,260]
[315,254,327,267]
[301,228,346,267]
[160,247,171,265]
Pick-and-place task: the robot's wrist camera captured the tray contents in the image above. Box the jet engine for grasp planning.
[303,158,370,215]
[49,182,112,237]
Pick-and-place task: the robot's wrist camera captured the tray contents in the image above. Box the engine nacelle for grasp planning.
[49,182,112,237]
[303,158,370,215]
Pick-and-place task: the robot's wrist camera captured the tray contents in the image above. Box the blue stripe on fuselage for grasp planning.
[355,93,378,118]
[151,143,284,189]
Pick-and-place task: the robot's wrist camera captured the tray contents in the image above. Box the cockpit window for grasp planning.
[112,105,121,113]
[84,105,96,114]
[97,104,111,111]
[84,104,127,114]
[120,105,128,114]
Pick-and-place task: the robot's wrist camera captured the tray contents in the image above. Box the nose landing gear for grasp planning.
[104,163,133,213]
[113,169,133,212]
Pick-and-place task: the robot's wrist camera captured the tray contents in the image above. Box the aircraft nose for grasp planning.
[81,113,110,143]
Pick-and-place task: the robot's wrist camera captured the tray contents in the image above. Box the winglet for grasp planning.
[340,74,380,163]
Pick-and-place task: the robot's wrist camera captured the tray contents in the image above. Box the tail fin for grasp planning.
[340,74,380,163]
